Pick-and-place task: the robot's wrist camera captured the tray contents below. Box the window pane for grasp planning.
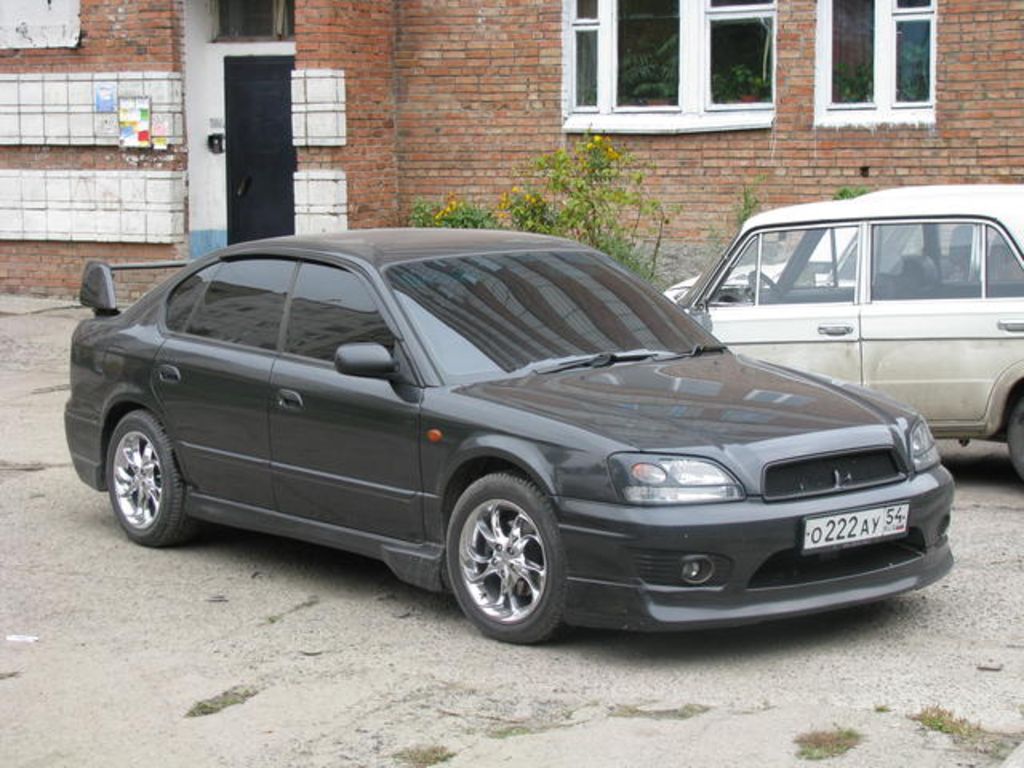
[832,0,874,103]
[896,0,930,7]
[987,228,1024,298]
[711,0,770,5]
[872,223,981,301]
[577,0,598,19]
[218,0,294,39]
[188,259,294,349]
[617,0,679,107]
[896,20,930,102]
[165,267,216,333]
[758,228,857,304]
[711,237,759,305]
[286,263,393,362]
[576,30,598,107]
[710,18,773,105]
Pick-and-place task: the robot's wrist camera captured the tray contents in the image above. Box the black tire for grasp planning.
[1008,397,1024,483]
[105,410,197,547]
[446,472,567,644]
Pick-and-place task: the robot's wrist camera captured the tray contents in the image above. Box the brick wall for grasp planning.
[295,0,398,228]
[0,0,185,298]
[395,0,1024,278]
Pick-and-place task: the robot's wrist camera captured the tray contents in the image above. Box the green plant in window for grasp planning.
[833,62,873,103]
[618,34,679,105]
[712,64,771,104]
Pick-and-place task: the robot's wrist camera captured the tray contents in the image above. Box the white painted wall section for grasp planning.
[292,69,346,147]
[0,0,80,49]
[294,171,348,235]
[0,170,185,243]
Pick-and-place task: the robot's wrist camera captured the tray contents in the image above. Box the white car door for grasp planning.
[705,224,863,383]
[859,220,1024,430]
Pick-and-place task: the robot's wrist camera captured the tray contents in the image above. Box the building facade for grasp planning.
[0,0,1021,297]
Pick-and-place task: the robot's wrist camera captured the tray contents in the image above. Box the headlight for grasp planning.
[610,454,744,505]
[909,419,940,472]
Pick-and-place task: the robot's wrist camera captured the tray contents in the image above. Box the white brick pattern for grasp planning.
[293,170,348,235]
[0,170,185,243]
[291,69,346,147]
[0,71,183,146]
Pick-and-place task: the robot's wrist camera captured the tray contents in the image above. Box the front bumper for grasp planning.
[555,465,953,631]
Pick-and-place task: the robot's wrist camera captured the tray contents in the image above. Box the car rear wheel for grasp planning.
[446,473,567,644]
[1008,397,1024,482]
[106,410,197,547]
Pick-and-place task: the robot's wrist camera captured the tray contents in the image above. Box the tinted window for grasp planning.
[187,259,295,350]
[285,263,394,361]
[986,227,1024,298]
[387,250,710,380]
[872,222,981,301]
[165,266,218,333]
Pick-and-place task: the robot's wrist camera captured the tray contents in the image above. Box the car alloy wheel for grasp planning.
[112,430,163,530]
[458,499,547,623]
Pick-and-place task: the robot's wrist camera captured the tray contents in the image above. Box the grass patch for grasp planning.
[185,685,258,718]
[610,703,710,721]
[393,745,455,767]
[910,706,1020,759]
[794,728,862,760]
[488,724,536,739]
[874,704,891,713]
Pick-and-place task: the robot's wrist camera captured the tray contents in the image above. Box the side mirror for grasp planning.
[334,342,399,380]
[80,261,118,315]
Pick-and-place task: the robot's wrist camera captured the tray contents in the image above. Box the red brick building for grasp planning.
[1,0,1021,296]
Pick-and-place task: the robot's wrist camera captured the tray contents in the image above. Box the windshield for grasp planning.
[386,250,717,381]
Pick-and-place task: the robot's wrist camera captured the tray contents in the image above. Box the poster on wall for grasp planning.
[118,96,151,149]
[94,82,117,113]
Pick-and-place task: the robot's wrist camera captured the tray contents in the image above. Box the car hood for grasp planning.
[454,352,914,457]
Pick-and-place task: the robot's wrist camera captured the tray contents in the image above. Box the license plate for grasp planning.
[802,503,909,552]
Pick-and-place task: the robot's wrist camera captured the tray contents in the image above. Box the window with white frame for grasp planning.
[565,0,777,134]
[816,0,936,127]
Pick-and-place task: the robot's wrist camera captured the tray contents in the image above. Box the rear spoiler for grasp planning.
[80,259,188,316]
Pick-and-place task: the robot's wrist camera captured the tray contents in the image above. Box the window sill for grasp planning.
[563,110,774,135]
[814,107,935,129]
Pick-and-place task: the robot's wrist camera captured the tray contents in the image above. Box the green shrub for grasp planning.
[409,195,498,229]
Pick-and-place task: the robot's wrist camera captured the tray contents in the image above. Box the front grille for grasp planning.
[763,448,903,501]
[748,531,926,589]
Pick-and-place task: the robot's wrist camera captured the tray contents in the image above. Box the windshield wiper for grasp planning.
[677,343,727,359]
[535,349,678,375]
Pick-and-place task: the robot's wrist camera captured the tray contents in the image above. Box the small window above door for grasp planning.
[216,0,294,41]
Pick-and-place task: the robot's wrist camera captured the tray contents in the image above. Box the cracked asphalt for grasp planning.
[0,296,1022,768]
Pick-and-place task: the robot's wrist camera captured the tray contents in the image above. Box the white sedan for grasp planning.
[681,185,1024,480]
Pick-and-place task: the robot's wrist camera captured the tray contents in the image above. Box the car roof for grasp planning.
[742,185,1024,247]
[218,228,590,269]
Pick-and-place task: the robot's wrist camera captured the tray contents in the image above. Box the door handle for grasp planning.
[157,364,181,383]
[817,324,854,337]
[236,175,252,197]
[276,388,304,410]
[997,320,1024,333]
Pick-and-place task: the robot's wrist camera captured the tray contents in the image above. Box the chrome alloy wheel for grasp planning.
[458,500,547,624]
[112,430,163,530]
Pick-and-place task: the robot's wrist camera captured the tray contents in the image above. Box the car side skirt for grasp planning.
[186,492,445,592]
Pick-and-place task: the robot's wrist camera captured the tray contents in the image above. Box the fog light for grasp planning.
[680,555,714,585]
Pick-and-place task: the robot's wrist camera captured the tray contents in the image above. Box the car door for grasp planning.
[268,261,423,541]
[703,224,863,383]
[155,257,296,509]
[862,221,1024,429]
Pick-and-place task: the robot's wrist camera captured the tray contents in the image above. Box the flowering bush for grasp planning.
[408,136,667,281]
[410,195,498,229]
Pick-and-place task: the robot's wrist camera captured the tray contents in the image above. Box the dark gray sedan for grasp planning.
[65,230,953,643]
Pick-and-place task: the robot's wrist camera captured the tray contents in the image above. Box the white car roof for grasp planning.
[742,185,1024,248]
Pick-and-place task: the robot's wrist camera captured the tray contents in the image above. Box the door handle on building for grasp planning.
[817,324,854,337]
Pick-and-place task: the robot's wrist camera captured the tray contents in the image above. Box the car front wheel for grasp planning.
[447,472,567,644]
[1008,397,1024,483]
[106,410,197,547]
